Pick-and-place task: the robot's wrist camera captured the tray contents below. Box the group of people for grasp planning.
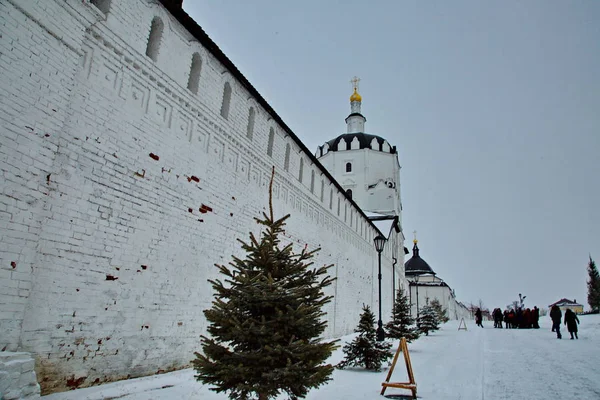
[550,305,580,339]
[474,305,581,340]
[490,307,541,329]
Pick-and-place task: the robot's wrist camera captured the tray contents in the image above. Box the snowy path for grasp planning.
[43,315,600,400]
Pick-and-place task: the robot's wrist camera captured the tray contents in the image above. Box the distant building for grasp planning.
[404,235,471,320]
[548,298,584,315]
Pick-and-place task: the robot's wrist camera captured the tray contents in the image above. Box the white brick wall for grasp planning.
[0,352,41,399]
[0,0,400,394]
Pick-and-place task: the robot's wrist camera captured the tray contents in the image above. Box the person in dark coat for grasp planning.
[516,308,523,329]
[494,308,503,328]
[523,308,532,329]
[564,308,580,339]
[550,305,562,339]
[532,306,540,329]
[475,308,483,328]
[508,309,516,328]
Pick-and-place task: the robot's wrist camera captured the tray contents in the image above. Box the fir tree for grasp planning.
[193,169,337,400]
[384,287,420,342]
[417,299,440,336]
[587,256,600,312]
[429,298,450,324]
[337,305,393,372]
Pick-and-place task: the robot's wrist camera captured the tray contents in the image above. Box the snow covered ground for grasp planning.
[43,314,600,399]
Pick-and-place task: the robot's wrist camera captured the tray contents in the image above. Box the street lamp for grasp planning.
[374,234,387,342]
[415,274,420,320]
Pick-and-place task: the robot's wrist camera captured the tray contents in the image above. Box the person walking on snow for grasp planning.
[532,306,540,329]
[564,308,580,339]
[475,308,483,328]
[550,305,562,339]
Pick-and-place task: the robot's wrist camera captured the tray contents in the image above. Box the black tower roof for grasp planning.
[405,242,435,276]
[317,133,397,155]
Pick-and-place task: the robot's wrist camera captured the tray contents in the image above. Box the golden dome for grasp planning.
[350,88,362,102]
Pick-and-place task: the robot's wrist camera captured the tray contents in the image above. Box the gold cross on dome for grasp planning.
[350,76,360,92]
[413,230,418,244]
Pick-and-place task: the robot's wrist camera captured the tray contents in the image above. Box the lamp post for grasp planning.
[373,234,387,342]
[392,257,397,308]
[415,274,420,320]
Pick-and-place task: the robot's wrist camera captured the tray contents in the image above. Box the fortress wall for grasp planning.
[0,0,399,394]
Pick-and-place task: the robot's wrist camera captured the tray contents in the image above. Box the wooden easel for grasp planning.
[381,337,417,399]
[458,318,467,331]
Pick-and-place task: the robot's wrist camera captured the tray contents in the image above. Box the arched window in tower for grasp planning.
[187,53,202,94]
[299,157,304,182]
[346,162,352,173]
[320,180,324,202]
[284,143,290,171]
[91,0,111,14]
[267,128,275,157]
[145,17,164,61]
[246,107,255,140]
[220,82,232,119]
[310,170,315,193]
[346,189,352,200]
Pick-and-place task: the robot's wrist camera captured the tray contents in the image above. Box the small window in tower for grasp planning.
[145,17,164,61]
[346,189,352,199]
[346,162,352,173]
[267,128,275,157]
[246,107,255,139]
[187,53,202,94]
[320,180,324,202]
[220,82,232,119]
[284,144,290,171]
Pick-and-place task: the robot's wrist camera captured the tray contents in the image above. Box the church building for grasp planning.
[316,79,407,305]
[405,235,470,320]
[316,80,470,322]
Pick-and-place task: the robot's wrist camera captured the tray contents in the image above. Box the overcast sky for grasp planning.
[184,1,600,311]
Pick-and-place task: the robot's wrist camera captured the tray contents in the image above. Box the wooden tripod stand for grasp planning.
[380,337,417,398]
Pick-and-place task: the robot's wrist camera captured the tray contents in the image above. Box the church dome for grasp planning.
[350,88,362,102]
[319,133,396,154]
[405,242,435,276]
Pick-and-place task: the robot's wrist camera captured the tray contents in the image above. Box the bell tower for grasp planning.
[316,79,402,218]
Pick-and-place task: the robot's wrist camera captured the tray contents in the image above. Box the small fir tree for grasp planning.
[384,287,420,342]
[429,298,450,324]
[587,256,600,312]
[193,169,337,400]
[417,299,440,336]
[337,305,393,372]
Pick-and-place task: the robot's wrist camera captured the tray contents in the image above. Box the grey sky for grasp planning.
[185,1,600,311]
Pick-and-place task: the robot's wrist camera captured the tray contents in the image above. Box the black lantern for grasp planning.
[374,235,386,253]
[373,234,387,341]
